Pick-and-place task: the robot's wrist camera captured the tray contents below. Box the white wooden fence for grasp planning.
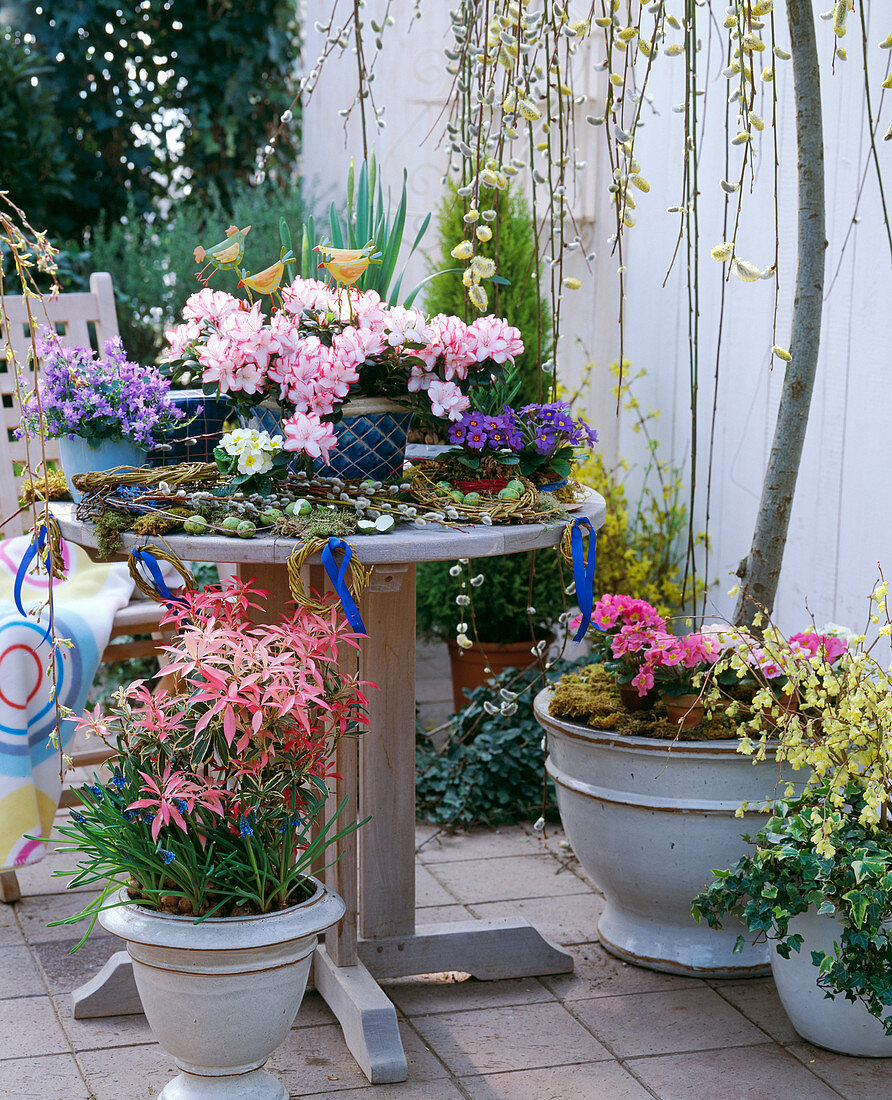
[302,1,892,630]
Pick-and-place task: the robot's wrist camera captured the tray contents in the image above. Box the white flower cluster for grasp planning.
[219,428,284,476]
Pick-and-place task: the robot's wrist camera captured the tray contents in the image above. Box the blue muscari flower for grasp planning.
[111,773,126,790]
[239,817,254,837]
[71,811,85,823]
[159,849,176,865]
[89,785,103,798]
[122,810,137,822]
[173,798,188,814]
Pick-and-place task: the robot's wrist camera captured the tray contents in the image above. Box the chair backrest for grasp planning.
[0,273,120,535]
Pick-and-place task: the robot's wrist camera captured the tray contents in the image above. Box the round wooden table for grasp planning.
[55,490,607,1083]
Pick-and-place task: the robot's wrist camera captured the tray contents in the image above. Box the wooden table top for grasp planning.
[52,489,607,566]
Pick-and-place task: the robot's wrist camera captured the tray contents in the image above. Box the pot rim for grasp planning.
[534,687,777,755]
[98,876,345,950]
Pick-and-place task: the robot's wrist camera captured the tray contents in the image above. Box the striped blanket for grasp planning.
[0,536,134,869]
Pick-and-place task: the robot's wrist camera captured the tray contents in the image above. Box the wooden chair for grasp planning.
[0,274,169,900]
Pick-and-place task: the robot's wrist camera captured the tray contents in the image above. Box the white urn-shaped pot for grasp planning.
[770,908,892,1057]
[535,689,794,977]
[99,879,345,1099]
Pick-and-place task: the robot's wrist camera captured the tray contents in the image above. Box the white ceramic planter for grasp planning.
[99,879,345,1100]
[771,908,892,1057]
[535,689,793,977]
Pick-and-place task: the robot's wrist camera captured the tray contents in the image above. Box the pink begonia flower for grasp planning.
[182,288,242,324]
[197,334,247,394]
[163,319,202,360]
[281,277,338,315]
[468,315,524,364]
[332,325,386,371]
[385,307,429,347]
[407,363,434,392]
[427,378,470,421]
[282,411,338,461]
[350,289,389,330]
[221,301,280,371]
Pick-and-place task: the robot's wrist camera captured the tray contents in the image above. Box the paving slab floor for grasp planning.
[1,641,889,1098]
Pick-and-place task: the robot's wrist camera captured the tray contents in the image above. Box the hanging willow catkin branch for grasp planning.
[733,0,826,628]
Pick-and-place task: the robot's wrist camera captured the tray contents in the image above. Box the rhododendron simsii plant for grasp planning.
[52,579,370,941]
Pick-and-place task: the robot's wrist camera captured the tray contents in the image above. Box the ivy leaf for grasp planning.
[843,890,868,928]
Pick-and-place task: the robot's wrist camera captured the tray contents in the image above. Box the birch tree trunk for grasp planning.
[733,0,827,627]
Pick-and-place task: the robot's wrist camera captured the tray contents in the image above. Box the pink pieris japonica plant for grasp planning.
[163,280,524,463]
[52,579,370,941]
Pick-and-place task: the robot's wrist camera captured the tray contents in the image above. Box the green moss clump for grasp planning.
[20,468,70,504]
[549,664,740,741]
[131,508,192,537]
[276,507,358,540]
[93,510,135,559]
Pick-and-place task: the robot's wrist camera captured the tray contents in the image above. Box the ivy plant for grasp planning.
[692,783,892,1034]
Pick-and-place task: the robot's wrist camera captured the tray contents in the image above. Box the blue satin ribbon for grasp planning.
[320,537,367,636]
[13,525,54,646]
[130,548,188,609]
[570,517,597,642]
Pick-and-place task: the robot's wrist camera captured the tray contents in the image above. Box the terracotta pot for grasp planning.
[535,690,797,977]
[662,692,705,730]
[447,637,543,712]
[619,684,657,712]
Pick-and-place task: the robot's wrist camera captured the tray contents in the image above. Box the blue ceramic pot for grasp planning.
[247,397,412,482]
[319,397,412,483]
[149,389,233,466]
[58,435,147,503]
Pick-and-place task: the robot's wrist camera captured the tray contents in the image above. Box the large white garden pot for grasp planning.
[99,879,345,1100]
[535,689,792,977]
[771,908,892,1057]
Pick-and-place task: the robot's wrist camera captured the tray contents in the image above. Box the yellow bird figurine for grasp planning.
[193,225,252,283]
[237,249,296,307]
[314,240,382,288]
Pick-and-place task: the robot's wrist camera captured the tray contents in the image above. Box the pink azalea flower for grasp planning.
[467,316,525,364]
[426,378,470,421]
[182,288,242,324]
[282,411,338,461]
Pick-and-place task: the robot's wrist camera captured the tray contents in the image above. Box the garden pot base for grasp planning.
[597,916,769,979]
[160,1067,285,1100]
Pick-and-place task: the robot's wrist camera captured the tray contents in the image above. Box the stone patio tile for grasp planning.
[415,903,475,926]
[787,1041,892,1099]
[573,987,770,1058]
[269,1021,449,1093]
[32,936,121,997]
[15,890,110,945]
[428,854,589,905]
[0,994,69,1057]
[383,974,554,1016]
[52,992,156,1050]
[469,892,603,946]
[302,1084,466,1099]
[0,1053,91,1100]
[709,976,800,1044]
[460,1062,655,1100]
[541,941,697,1002]
[0,944,44,1000]
[0,902,26,946]
[293,990,339,1029]
[77,1041,177,1100]
[628,1043,842,1100]
[416,677,452,703]
[416,863,456,907]
[417,826,548,865]
[410,1001,610,1075]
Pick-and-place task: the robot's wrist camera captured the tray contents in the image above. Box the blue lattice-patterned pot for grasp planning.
[245,397,412,482]
[149,389,234,466]
[320,397,412,483]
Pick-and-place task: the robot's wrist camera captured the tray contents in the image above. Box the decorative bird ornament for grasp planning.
[237,248,296,307]
[314,240,382,289]
[193,225,252,283]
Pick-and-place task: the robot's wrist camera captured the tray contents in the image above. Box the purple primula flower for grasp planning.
[17,330,183,448]
[466,428,487,450]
